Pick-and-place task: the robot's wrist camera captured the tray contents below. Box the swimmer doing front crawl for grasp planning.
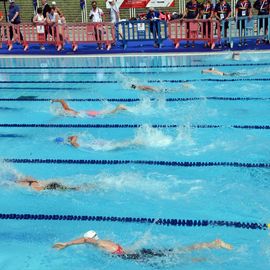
[51,99,127,117]
[130,83,193,92]
[67,135,142,149]
[201,68,241,76]
[53,230,232,261]
[16,176,80,192]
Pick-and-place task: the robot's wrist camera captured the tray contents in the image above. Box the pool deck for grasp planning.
[1,38,270,56]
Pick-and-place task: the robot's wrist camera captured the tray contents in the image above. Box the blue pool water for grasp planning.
[0,53,270,270]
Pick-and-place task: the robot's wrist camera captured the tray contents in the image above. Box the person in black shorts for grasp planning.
[41,0,50,41]
[253,0,270,44]
[8,0,27,51]
[235,0,252,47]
[214,0,232,48]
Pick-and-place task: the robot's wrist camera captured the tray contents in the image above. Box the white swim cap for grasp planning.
[84,230,99,240]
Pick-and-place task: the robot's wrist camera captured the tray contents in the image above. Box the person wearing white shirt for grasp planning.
[108,0,120,23]
[89,1,104,49]
[89,1,103,22]
[108,0,122,44]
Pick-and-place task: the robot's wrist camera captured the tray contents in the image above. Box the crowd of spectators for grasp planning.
[1,0,270,51]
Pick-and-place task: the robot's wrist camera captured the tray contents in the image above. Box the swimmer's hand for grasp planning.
[53,242,68,250]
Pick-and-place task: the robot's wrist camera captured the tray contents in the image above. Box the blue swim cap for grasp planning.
[54,137,64,144]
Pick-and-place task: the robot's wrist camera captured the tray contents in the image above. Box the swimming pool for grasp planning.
[0,52,270,270]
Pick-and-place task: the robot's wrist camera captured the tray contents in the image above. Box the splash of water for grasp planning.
[92,172,203,200]
[78,125,173,151]
[133,124,173,148]
[0,161,23,187]
[126,98,155,115]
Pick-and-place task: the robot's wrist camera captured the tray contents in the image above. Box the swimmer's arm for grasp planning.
[51,99,78,114]
[53,237,97,250]
[69,136,80,148]
[138,86,157,92]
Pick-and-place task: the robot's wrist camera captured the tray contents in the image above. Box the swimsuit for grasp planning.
[120,248,174,260]
[112,245,125,255]
[86,110,102,117]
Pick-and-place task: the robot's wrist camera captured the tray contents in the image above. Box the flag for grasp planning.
[33,0,38,11]
[80,0,85,9]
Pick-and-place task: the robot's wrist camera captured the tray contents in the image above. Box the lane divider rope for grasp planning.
[0,213,269,230]
[3,159,270,168]
[0,97,270,102]
[0,124,269,129]
[0,87,81,90]
[1,62,270,69]
[2,78,270,84]
[0,134,25,138]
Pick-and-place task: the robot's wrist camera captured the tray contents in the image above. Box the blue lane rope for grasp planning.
[0,213,269,230]
[149,78,270,83]
[3,159,270,168]
[0,81,118,84]
[2,78,270,84]
[0,124,269,129]
[0,97,270,102]
[0,107,22,111]
[0,134,25,138]
[0,87,81,90]
[1,62,270,69]
[0,71,166,75]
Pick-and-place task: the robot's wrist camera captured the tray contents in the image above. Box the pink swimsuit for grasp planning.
[86,110,102,117]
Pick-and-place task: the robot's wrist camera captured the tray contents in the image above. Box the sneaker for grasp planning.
[238,43,242,47]
[175,43,180,49]
[73,44,78,51]
[184,43,190,48]
[40,45,45,50]
[8,44,13,51]
[244,42,248,46]
[24,44,29,51]
[191,42,195,48]
[218,44,222,49]
[107,44,111,51]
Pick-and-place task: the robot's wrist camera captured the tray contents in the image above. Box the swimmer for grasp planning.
[201,68,241,76]
[16,176,80,192]
[50,99,127,117]
[66,135,142,150]
[131,83,190,92]
[130,84,159,92]
[53,230,233,261]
